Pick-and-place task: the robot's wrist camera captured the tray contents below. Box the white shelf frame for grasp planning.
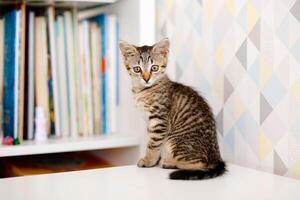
[0,135,139,157]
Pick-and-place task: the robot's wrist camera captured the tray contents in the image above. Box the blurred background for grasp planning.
[0,0,299,179]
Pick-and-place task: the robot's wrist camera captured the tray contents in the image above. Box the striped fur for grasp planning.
[119,38,226,180]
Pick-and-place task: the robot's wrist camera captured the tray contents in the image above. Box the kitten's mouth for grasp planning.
[141,79,152,87]
[143,82,153,87]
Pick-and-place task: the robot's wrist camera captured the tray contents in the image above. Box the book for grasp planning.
[72,8,84,136]
[78,20,94,136]
[47,7,61,137]
[77,22,86,136]
[78,22,88,136]
[46,13,55,136]
[18,4,26,143]
[116,19,120,107]
[90,22,102,135]
[94,13,109,135]
[55,16,70,138]
[84,21,94,136]
[3,9,21,144]
[0,18,4,140]
[14,10,20,143]
[64,11,78,137]
[26,11,35,140]
[107,15,117,134]
[35,16,50,137]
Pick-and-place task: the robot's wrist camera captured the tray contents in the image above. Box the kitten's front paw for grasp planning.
[137,158,156,168]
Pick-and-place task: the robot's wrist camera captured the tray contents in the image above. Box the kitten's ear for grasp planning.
[119,40,138,60]
[152,38,170,57]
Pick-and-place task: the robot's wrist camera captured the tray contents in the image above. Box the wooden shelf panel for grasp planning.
[0,135,140,157]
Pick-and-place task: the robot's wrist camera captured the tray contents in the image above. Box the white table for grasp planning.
[0,164,300,200]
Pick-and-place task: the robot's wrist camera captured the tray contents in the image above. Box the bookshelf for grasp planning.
[0,0,155,165]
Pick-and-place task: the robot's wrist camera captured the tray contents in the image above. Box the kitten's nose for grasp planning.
[142,72,151,83]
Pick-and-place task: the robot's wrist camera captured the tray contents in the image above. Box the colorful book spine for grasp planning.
[0,18,5,140]
[3,10,21,145]
[95,14,109,135]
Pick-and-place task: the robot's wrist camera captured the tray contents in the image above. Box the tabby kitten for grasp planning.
[119,38,226,180]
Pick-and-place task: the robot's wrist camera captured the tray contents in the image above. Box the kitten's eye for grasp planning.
[151,65,159,72]
[133,66,141,73]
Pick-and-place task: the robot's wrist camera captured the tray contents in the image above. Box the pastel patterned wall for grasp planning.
[156,0,300,179]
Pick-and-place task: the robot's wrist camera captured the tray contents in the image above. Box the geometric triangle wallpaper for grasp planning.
[156,0,300,179]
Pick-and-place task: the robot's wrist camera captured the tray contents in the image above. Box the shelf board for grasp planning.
[0,135,140,157]
[0,0,117,8]
[35,0,117,8]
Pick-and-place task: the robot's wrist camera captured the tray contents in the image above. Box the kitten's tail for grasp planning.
[169,161,227,180]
